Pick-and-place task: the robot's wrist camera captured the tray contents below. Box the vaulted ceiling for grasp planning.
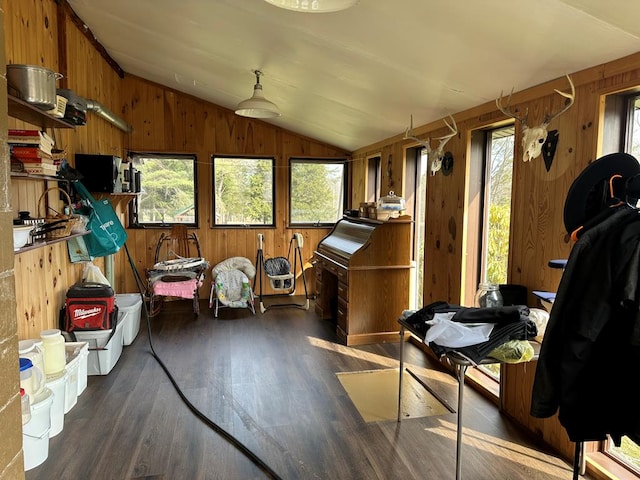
[68,0,640,151]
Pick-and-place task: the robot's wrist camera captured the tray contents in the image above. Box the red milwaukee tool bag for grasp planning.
[60,281,116,334]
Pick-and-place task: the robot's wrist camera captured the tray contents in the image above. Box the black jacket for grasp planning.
[531,205,640,445]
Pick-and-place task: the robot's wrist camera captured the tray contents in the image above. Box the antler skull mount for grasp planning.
[404,114,458,176]
[496,74,575,163]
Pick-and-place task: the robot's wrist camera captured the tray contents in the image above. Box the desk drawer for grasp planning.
[337,297,348,332]
[337,267,348,285]
[324,261,338,276]
[337,281,348,302]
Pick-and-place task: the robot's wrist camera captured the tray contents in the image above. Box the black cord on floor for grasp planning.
[124,243,283,480]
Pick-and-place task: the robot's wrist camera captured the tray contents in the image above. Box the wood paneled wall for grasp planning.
[117,75,348,298]
[6,0,348,343]
[7,0,123,340]
[351,51,640,463]
[7,0,640,471]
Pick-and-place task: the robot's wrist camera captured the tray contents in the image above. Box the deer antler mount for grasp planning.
[496,74,575,164]
[404,114,458,176]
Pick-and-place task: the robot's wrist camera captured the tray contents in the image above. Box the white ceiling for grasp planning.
[67,0,640,152]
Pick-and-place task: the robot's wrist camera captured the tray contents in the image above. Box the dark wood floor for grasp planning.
[25,297,586,480]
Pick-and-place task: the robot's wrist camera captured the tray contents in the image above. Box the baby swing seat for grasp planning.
[209,256,256,317]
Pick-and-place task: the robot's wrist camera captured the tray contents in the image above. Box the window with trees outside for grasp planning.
[129,152,197,227]
[289,158,347,226]
[476,125,515,382]
[213,156,275,226]
[601,92,640,476]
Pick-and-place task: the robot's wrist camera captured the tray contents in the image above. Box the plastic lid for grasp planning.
[19,357,33,371]
[40,328,61,339]
[18,339,35,354]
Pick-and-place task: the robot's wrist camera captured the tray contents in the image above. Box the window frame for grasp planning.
[597,88,640,477]
[366,154,382,203]
[211,154,276,228]
[288,157,348,227]
[466,124,516,389]
[127,151,198,229]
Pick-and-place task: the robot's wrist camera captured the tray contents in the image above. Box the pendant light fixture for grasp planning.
[235,70,280,119]
[263,0,358,13]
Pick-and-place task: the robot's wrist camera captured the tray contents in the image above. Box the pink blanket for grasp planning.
[152,278,199,298]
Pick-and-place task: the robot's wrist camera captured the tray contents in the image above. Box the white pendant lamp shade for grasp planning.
[264,0,358,13]
[235,70,280,119]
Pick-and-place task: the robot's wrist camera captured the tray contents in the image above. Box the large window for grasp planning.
[627,95,640,159]
[404,146,427,309]
[213,156,275,226]
[289,158,347,226]
[129,152,197,227]
[468,125,515,384]
[601,91,640,476]
[480,126,515,286]
[366,155,381,203]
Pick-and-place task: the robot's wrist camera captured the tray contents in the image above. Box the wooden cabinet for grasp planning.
[315,216,412,345]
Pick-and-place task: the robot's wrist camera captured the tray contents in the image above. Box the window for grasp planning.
[468,125,515,384]
[404,146,428,309]
[129,152,197,227]
[480,126,515,286]
[600,90,640,476]
[366,155,381,203]
[627,94,640,158]
[289,158,347,226]
[213,156,275,226]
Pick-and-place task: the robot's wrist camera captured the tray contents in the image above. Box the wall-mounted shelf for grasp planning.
[93,192,140,208]
[14,231,90,255]
[10,172,67,183]
[8,95,75,129]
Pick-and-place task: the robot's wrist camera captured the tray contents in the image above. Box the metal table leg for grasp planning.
[455,362,468,480]
[397,325,405,422]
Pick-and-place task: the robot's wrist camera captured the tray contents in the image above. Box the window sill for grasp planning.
[586,452,640,480]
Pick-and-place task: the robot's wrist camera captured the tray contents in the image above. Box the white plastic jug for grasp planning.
[19,339,45,396]
[40,329,66,375]
[19,357,43,399]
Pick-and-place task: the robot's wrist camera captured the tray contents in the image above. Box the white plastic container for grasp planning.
[72,320,124,376]
[40,329,66,376]
[63,354,79,414]
[19,358,43,399]
[20,388,31,425]
[23,387,53,471]
[19,339,45,396]
[116,293,143,345]
[44,369,67,437]
[65,342,89,396]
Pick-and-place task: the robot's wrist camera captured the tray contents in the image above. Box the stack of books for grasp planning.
[9,129,57,175]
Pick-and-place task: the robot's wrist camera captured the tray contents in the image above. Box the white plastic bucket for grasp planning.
[64,354,79,413]
[44,370,67,437]
[116,293,143,345]
[23,387,53,471]
[65,342,88,398]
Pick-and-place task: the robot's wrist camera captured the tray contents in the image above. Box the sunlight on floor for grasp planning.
[306,335,457,387]
[426,420,572,475]
[336,368,450,422]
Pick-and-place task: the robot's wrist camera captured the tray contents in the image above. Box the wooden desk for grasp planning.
[314,216,412,345]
